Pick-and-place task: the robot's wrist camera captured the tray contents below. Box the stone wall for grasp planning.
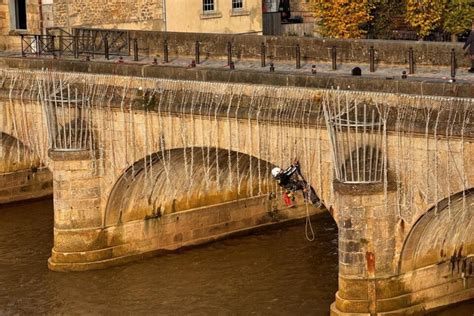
[0,0,42,50]
[0,132,52,204]
[128,30,471,67]
[52,0,164,30]
[0,168,53,204]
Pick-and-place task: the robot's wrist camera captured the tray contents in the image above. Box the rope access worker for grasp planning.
[271,160,320,206]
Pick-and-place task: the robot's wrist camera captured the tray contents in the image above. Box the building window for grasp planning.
[232,0,243,10]
[203,0,215,12]
[10,0,27,30]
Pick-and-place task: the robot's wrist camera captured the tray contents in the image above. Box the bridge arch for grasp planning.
[399,188,474,273]
[104,147,278,227]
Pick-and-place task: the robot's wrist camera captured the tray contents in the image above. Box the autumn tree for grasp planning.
[310,0,374,39]
[442,0,474,41]
[406,0,445,38]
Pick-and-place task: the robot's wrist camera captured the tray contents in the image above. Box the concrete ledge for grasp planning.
[332,260,474,315]
[49,196,324,271]
[48,149,98,161]
[0,168,53,205]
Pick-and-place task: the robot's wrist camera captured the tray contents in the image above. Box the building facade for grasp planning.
[166,0,262,34]
[0,0,262,49]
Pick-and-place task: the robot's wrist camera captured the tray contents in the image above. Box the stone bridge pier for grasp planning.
[0,69,473,314]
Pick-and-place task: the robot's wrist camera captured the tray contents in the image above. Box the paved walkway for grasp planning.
[1,51,474,84]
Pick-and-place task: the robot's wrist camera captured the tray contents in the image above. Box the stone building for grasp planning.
[0,0,262,50]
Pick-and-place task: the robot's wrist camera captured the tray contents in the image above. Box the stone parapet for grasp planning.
[1,57,472,98]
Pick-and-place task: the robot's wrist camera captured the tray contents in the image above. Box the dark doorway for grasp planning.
[15,0,27,30]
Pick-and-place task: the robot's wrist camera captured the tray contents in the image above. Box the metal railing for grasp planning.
[323,95,387,184]
[21,35,56,57]
[19,29,462,79]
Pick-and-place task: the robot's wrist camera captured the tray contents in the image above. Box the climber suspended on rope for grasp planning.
[271,160,320,206]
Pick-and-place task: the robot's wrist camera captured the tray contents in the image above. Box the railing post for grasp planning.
[58,35,64,57]
[450,48,456,81]
[73,35,79,59]
[195,41,200,64]
[408,47,415,74]
[51,35,56,57]
[261,42,266,67]
[104,37,109,60]
[163,39,169,63]
[35,35,41,57]
[369,46,375,72]
[20,35,25,57]
[331,46,337,70]
[296,44,301,69]
[133,38,139,62]
[227,41,232,65]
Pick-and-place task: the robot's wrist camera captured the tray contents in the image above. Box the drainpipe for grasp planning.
[38,0,44,34]
[162,0,167,31]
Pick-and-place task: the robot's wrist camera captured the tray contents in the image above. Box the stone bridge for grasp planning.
[0,69,473,315]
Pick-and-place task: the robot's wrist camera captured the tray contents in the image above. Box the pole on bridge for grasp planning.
[163,39,169,63]
[58,35,64,57]
[296,44,301,69]
[20,35,25,57]
[227,41,232,65]
[450,49,456,82]
[408,47,415,74]
[104,37,110,60]
[261,42,266,67]
[331,46,337,71]
[51,35,56,58]
[133,38,139,62]
[35,35,41,57]
[73,36,79,59]
[369,46,375,73]
[195,41,200,64]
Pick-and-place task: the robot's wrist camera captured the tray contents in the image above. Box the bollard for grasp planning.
[270,63,275,72]
[408,48,414,74]
[195,41,200,64]
[450,48,456,81]
[104,37,110,60]
[73,36,79,59]
[229,61,235,70]
[369,46,375,72]
[163,39,169,63]
[20,35,25,57]
[227,41,232,65]
[331,46,337,70]
[133,38,139,62]
[296,44,301,69]
[261,42,266,67]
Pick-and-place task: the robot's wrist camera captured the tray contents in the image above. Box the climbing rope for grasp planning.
[304,201,316,242]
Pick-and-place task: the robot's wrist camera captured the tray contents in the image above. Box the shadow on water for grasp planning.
[0,199,472,315]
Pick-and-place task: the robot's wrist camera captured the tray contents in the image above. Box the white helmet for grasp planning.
[271,167,282,178]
